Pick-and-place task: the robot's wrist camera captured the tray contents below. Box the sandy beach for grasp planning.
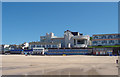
[1,55,119,75]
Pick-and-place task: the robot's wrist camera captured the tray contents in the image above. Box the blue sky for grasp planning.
[2,2,118,44]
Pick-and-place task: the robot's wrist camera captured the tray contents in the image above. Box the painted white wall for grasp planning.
[39,31,90,48]
[4,45,9,48]
[64,31,90,48]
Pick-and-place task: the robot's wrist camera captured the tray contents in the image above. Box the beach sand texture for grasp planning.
[1,55,119,75]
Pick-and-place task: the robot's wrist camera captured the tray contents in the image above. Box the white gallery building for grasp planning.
[29,30,90,49]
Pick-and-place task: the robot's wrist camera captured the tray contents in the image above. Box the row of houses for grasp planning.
[29,30,120,49]
[0,30,120,55]
[0,42,29,54]
[2,47,119,56]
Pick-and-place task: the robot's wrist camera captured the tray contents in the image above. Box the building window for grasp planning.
[109,40,114,44]
[53,45,57,48]
[31,45,35,47]
[118,35,120,38]
[115,35,120,39]
[102,40,107,44]
[118,40,120,44]
[94,36,99,39]
[47,45,50,48]
[114,35,118,39]
[37,45,41,47]
[43,45,45,48]
[108,35,113,39]
[101,35,106,39]
[77,40,85,44]
[92,41,98,44]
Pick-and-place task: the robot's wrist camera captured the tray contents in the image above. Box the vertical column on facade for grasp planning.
[59,43,61,48]
[75,39,77,45]
[85,40,87,47]
[85,40,87,44]
[30,45,31,49]
[45,45,47,48]
[41,45,43,47]
[51,45,53,48]
[57,44,60,48]
[35,45,37,48]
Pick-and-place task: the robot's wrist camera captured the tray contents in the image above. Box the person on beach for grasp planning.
[116,59,118,64]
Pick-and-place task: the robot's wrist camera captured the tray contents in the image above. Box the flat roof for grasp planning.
[93,33,120,36]
[52,37,64,39]
[29,42,61,45]
[92,38,120,41]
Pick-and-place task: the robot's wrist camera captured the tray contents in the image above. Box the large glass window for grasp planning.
[77,40,85,44]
